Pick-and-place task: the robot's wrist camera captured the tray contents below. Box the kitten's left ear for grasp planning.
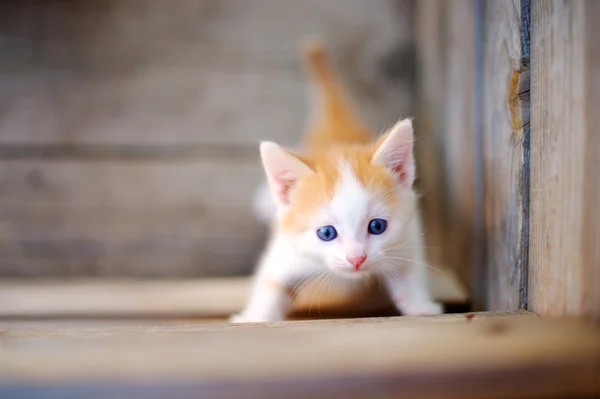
[372,118,415,188]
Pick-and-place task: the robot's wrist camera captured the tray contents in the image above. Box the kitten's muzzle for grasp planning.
[346,254,367,270]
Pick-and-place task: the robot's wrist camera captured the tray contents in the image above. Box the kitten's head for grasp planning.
[261,119,417,278]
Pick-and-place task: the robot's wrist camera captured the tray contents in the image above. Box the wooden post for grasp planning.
[480,0,531,311]
[529,0,600,322]
[416,0,531,310]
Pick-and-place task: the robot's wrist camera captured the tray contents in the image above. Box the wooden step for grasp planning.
[0,311,599,399]
[0,269,468,320]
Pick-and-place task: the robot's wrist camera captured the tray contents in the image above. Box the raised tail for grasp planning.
[302,40,339,93]
[301,39,372,150]
[251,40,372,225]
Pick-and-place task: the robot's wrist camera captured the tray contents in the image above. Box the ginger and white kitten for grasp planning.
[231,41,442,323]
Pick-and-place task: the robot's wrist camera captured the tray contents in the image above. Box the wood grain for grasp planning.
[0,312,598,399]
[0,0,413,147]
[415,0,447,274]
[415,0,476,292]
[581,0,600,323]
[482,0,528,310]
[0,160,265,277]
[0,271,468,319]
[0,0,418,279]
[529,0,600,321]
[0,310,514,330]
[440,0,476,290]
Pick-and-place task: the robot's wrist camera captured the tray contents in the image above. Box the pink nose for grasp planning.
[346,254,367,270]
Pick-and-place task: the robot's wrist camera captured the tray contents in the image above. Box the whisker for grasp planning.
[308,268,329,315]
[383,241,414,251]
[316,270,332,317]
[297,270,326,313]
[379,268,390,284]
[323,271,337,315]
[383,256,444,273]
[306,274,322,316]
[391,245,444,251]
[378,184,398,199]
[290,269,320,294]
[290,271,313,293]
[379,258,410,275]
[379,266,406,284]
[381,264,409,281]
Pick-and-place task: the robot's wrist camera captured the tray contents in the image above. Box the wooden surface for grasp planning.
[0,271,468,319]
[0,160,265,277]
[1,311,599,399]
[481,0,529,311]
[415,0,475,292]
[0,0,414,146]
[529,0,600,322]
[0,0,415,277]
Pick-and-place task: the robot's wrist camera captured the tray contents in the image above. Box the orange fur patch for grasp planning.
[281,143,398,232]
[301,39,372,153]
[262,277,284,292]
[261,277,295,298]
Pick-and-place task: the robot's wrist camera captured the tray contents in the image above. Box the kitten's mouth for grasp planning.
[331,265,372,278]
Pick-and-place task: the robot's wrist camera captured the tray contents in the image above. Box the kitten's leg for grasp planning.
[385,217,443,316]
[229,237,298,323]
[385,264,443,316]
[229,275,291,323]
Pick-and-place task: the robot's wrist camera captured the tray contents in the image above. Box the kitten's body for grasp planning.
[232,41,442,323]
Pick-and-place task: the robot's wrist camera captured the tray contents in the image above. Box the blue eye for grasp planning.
[368,218,387,235]
[316,225,338,241]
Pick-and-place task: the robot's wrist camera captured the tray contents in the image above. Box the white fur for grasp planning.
[232,120,442,323]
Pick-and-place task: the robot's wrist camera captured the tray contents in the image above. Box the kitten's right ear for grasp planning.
[372,118,415,188]
[260,141,313,206]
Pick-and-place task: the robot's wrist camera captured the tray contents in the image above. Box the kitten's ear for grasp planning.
[260,141,313,206]
[372,118,415,188]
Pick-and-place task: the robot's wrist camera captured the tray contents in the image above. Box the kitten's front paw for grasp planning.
[399,300,444,316]
[228,311,284,324]
[228,313,251,323]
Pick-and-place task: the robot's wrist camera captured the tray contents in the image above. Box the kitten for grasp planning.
[230,40,442,323]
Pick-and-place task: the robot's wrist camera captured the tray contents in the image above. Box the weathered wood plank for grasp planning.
[0,0,414,147]
[529,0,600,322]
[414,0,448,275]
[0,160,265,277]
[0,313,598,399]
[581,0,600,324]
[440,0,476,290]
[415,0,475,292]
[0,271,468,319]
[482,0,528,310]
[0,310,514,330]
[0,311,538,333]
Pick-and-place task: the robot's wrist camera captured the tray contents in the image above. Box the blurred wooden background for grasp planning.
[0,0,417,278]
